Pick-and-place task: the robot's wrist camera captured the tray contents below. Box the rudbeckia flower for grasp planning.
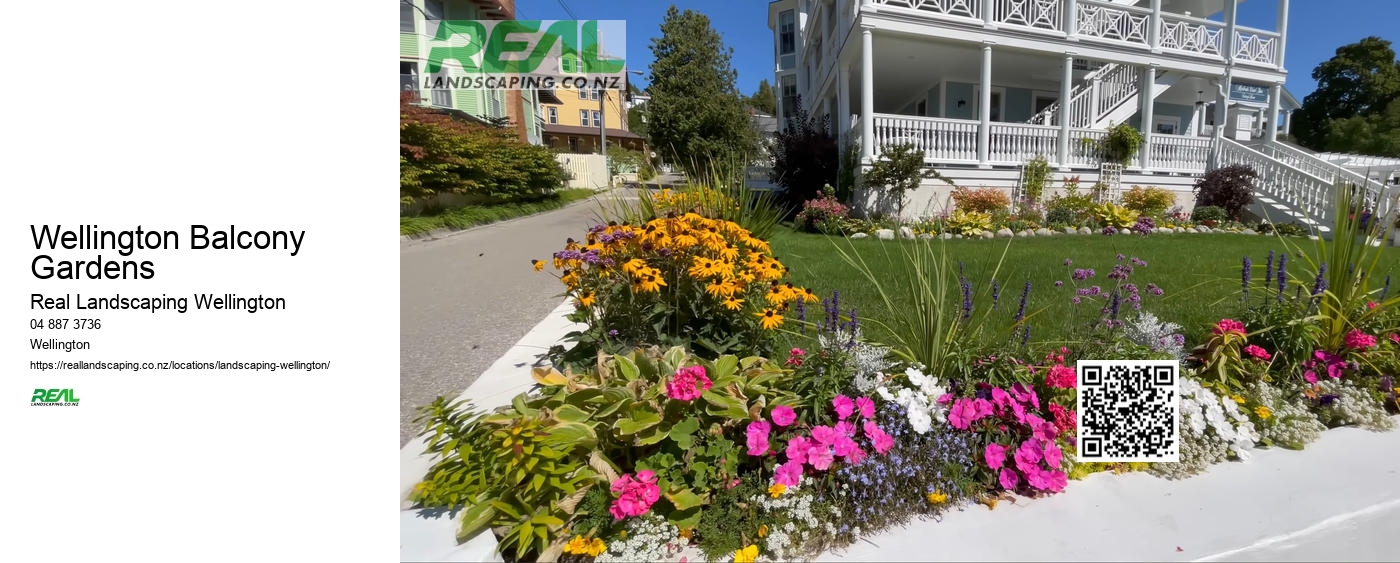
[755,308,783,329]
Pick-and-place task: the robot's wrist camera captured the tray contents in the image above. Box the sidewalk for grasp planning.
[399,301,1400,562]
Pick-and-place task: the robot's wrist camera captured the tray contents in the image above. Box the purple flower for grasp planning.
[1110,291,1121,320]
[1147,283,1164,296]
[1264,250,1274,286]
[1064,258,1073,266]
[960,275,973,321]
[796,298,806,334]
[1131,257,1147,267]
[1277,254,1288,302]
[1242,256,1252,298]
[1313,262,1328,296]
[1054,280,1063,287]
[1072,297,1082,305]
[992,280,1001,310]
[1103,226,1118,235]
[1022,323,1031,347]
[1383,275,1391,303]
[1072,268,1095,281]
[607,329,619,337]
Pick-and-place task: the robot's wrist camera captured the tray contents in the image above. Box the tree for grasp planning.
[646,6,758,178]
[628,104,649,140]
[768,99,838,211]
[747,79,777,116]
[1293,37,1400,155]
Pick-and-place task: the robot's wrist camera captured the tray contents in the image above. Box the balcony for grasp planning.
[868,0,1282,68]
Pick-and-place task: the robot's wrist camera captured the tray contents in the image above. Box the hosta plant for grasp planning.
[1091,202,1140,229]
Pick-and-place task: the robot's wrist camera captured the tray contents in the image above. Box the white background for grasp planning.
[0,1,396,560]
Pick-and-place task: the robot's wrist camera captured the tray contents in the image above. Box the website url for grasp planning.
[30,360,330,372]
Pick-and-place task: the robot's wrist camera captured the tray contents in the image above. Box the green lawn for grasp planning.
[400,188,598,236]
[770,228,1400,348]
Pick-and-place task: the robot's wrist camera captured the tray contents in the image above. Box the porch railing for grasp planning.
[988,122,1058,164]
[1065,129,1107,167]
[1146,135,1211,173]
[872,0,1281,67]
[1258,142,1388,208]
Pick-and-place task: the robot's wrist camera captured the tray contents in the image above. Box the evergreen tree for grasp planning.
[646,6,757,177]
[748,79,778,116]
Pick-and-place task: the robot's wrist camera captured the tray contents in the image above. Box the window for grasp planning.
[424,0,445,20]
[400,61,418,92]
[400,3,415,32]
[429,73,452,107]
[780,75,798,124]
[578,87,587,100]
[548,107,558,124]
[568,136,580,152]
[591,87,600,100]
[1154,116,1180,135]
[779,11,795,55]
[592,110,602,127]
[560,53,578,73]
[580,109,589,126]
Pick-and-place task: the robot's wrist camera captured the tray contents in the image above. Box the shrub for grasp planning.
[795,188,850,233]
[1046,176,1097,217]
[608,145,648,177]
[950,186,1011,214]
[865,143,954,215]
[1045,207,1078,225]
[1193,164,1258,220]
[537,213,810,362]
[1091,202,1140,229]
[1191,205,1228,223]
[945,209,994,236]
[770,101,839,211]
[399,93,565,205]
[1121,186,1177,216]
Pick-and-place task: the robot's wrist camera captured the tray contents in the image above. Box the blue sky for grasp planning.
[519,0,1398,101]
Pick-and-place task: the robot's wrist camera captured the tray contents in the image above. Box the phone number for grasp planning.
[31,319,102,330]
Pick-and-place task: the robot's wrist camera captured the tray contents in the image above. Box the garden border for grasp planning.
[398,297,1400,562]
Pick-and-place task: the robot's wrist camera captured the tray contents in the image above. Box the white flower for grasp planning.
[876,386,893,401]
[907,405,933,434]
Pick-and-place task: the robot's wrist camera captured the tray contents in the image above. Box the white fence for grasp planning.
[555,153,609,189]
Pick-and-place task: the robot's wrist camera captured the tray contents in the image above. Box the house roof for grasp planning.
[537,89,563,105]
[1280,86,1302,111]
[542,123,644,139]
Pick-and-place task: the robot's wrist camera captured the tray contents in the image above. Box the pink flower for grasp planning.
[1391,333,1400,344]
[984,443,1007,469]
[770,405,797,427]
[609,471,661,520]
[1024,414,1057,441]
[1345,330,1378,350]
[774,459,803,486]
[1010,383,1040,409]
[1243,345,1272,361]
[665,365,712,401]
[833,395,856,420]
[971,398,994,421]
[1014,439,1044,472]
[1041,469,1068,492]
[1045,364,1077,388]
[786,436,810,465]
[1025,467,1050,490]
[863,421,895,455]
[833,435,859,457]
[1367,301,1379,309]
[834,421,857,438]
[948,399,974,429]
[991,387,1013,413]
[810,425,838,446]
[1009,399,1028,424]
[1304,370,1318,384]
[1048,403,1077,435]
[845,445,868,465]
[999,468,1020,490]
[936,393,954,405]
[745,420,771,456]
[856,396,875,419]
[785,348,807,367]
[808,446,835,470]
[1213,319,1247,336]
[1042,441,1063,468]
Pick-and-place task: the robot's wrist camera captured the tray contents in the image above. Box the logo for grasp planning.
[32,388,80,406]
[421,20,626,91]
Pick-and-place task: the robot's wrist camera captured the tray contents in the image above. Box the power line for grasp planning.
[555,0,577,19]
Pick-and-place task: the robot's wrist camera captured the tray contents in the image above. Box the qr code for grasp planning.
[1076,360,1180,462]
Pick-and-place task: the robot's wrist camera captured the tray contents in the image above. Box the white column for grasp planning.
[983,0,996,28]
[837,64,850,145]
[1057,54,1074,168]
[1139,64,1155,170]
[1065,0,1078,39]
[1267,83,1281,144]
[978,43,993,167]
[1276,0,1290,68]
[1284,110,1292,135]
[861,28,875,161]
[1149,0,1162,52]
[1223,0,1239,64]
[776,84,786,132]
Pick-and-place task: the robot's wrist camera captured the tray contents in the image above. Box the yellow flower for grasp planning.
[531,259,544,272]
[706,281,730,298]
[678,527,693,540]
[718,242,740,261]
[799,287,819,303]
[689,257,726,279]
[756,308,784,330]
[634,270,666,293]
[1230,395,1246,405]
[927,491,949,504]
[734,544,759,563]
[560,269,580,289]
[674,232,699,249]
[1255,406,1272,420]
[564,536,589,555]
[723,296,744,311]
[765,284,790,305]
[758,524,769,538]
[575,290,596,308]
[585,538,606,557]
[768,483,786,498]
[622,258,647,276]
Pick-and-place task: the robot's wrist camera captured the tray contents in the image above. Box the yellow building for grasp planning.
[540,86,645,154]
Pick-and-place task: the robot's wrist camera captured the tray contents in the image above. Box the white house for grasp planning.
[767,0,1395,230]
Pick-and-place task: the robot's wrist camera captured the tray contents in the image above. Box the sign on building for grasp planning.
[1229,83,1269,104]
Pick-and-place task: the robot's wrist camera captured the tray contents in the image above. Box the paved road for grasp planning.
[399,187,670,445]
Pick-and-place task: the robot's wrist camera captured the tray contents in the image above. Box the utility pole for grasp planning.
[599,85,607,156]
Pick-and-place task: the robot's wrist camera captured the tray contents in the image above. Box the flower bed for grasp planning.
[405,185,1400,563]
